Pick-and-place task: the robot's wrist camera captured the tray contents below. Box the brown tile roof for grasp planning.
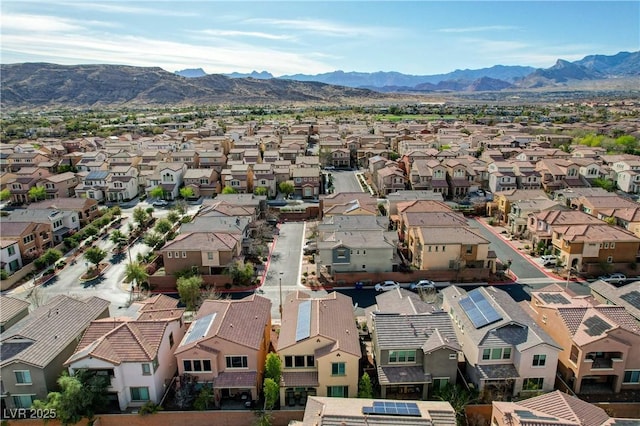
[214,371,257,388]
[138,294,180,312]
[1,296,109,368]
[519,390,610,426]
[162,231,241,251]
[281,371,319,387]
[397,199,452,214]
[418,226,489,245]
[66,318,170,365]
[175,293,271,354]
[403,211,468,227]
[278,291,360,358]
[554,224,640,243]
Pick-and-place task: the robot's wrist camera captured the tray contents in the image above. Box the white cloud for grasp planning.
[57,1,197,17]
[436,25,519,33]
[192,29,295,41]
[244,17,389,38]
[0,13,84,32]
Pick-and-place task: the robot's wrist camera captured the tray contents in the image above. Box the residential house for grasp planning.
[252,163,277,198]
[8,152,52,172]
[384,190,444,218]
[550,222,640,275]
[6,167,51,205]
[511,161,542,190]
[174,294,271,406]
[616,169,640,194]
[146,162,187,200]
[409,159,449,196]
[221,164,253,194]
[1,240,23,277]
[278,291,361,403]
[320,192,379,218]
[183,168,219,198]
[488,189,549,225]
[74,170,109,202]
[328,148,351,168]
[316,229,397,275]
[590,280,640,324]
[552,187,613,209]
[0,296,110,408]
[27,197,99,226]
[442,286,561,397]
[396,200,460,242]
[527,209,602,249]
[375,165,405,196]
[507,198,563,238]
[0,296,30,333]
[528,285,640,393]
[65,305,185,411]
[6,208,80,244]
[597,206,640,239]
[38,172,79,199]
[536,158,586,192]
[572,157,603,183]
[487,161,518,194]
[297,397,456,425]
[371,310,460,399]
[197,201,258,222]
[443,158,472,198]
[576,195,639,218]
[75,151,108,172]
[0,221,53,260]
[491,390,624,426]
[107,166,139,202]
[291,166,320,199]
[205,193,266,218]
[167,150,199,168]
[197,150,227,172]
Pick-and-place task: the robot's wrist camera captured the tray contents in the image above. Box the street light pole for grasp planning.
[279,272,284,317]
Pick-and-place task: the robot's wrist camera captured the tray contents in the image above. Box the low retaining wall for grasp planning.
[331,268,491,287]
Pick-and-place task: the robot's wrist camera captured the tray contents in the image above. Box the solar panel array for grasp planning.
[362,401,421,417]
[583,315,612,337]
[539,293,570,304]
[183,313,215,345]
[620,290,640,310]
[514,410,557,421]
[295,300,312,342]
[459,288,503,329]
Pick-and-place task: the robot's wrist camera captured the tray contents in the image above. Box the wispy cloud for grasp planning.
[1,13,85,32]
[437,25,518,33]
[193,29,295,41]
[245,17,389,38]
[58,1,197,17]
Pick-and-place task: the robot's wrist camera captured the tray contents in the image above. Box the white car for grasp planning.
[540,255,557,267]
[374,280,400,292]
[598,273,626,284]
[152,199,169,207]
[410,280,436,291]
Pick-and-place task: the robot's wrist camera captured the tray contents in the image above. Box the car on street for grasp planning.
[152,199,169,207]
[598,273,626,284]
[303,242,317,255]
[374,280,400,292]
[540,255,557,267]
[410,280,436,291]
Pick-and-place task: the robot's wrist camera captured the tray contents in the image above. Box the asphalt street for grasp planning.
[329,169,363,194]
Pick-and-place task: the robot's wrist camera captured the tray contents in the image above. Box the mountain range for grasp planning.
[178,50,639,93]
[1,51,638,109]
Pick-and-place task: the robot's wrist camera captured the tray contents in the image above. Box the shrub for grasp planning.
[138,401,162,416]
[0,270,9,280]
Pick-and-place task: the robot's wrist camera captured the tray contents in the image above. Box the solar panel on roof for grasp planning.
[620,290,640,310]
[583,315,612,337]
[539,293,570,304]
[514,410,557,421]
[183,313,215,345]
[295,300,312,342]
[459,289,503,329]
[363,401,421,417]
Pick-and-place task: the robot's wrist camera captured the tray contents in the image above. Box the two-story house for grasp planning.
[0,221,53,260]
[6,209,80,244]
[375,166,405,196]
[590,280,640,324]
[65,306,186,411]
[106,166,139,202]
[442,286,561,397]
[74,170,109,202]
[183,168,219,198]
[197,150,227,172]
[37,172,79,199]
[316,229,397,275]
[27,198,100,226]
[221,164,253,194]
[146,162,188,200]
[0,296,30,333]
[174,294,271,407]
[251,163,277,198]
[278,291,361,404]
[291,167,320,199]
[529,285,640,394]
[7,167,51,205]
[0,296,110,409]
[1,240,23,277]
[487,161,518,194]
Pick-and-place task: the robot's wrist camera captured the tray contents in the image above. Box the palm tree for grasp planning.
[124,262,149,291]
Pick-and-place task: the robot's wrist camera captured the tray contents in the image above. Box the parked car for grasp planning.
[152,199,169,207]
[374,280,400,292]
[303,243,317,255]
[540,255,557,267]
[410,280,436,291]
[598,273,626,284]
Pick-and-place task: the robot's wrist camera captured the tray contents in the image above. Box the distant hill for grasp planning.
[0,63,386,109]
[224,71,274,79]
[174,68,207,78]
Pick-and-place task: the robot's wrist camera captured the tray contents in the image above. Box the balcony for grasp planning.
[585,352,623,370]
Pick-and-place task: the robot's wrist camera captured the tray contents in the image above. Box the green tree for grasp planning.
[124,262,149,291]
[110,230,127,245]
[177,275,203,311]
[264,352,282,385]
[278,181,294,198]
[222,185,237,194]
[133,207,149,227]
[179,187,195,199]
[193,385,213,410]
[0,188,10,201]
[225,260,254,286]
[149,186,165,200]
[154,218,173,235]
[110,205,122,217]
[263,378,279,411]
[254,186,268,196]
[592,177,615,192]
[143,232,164,249]
[167,211,181,224]
[28,185,46,202]
[84,247,107,272]
[358,372,373,398]
[83,225,99,238]
[435,383,475,426]
[32,369,109,425]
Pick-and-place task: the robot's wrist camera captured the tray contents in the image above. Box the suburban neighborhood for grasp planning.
[2,102,640,425]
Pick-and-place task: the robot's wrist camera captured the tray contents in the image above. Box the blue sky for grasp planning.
[1,1,638,76]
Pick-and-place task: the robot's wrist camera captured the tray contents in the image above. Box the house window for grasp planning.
[182,251,186,258]
[482,349,491,360]
[570,345,579,364]
[23,234,34,244]
[130,387,150,401]
[12,395,35,408]
[432,378,449,390]
[8,245,16,256]
[607,256,613,263]
[523,378,544,390]
[285,356,293,368]
[174,252,180,258]
[604,242,609,249]
[226,356,248,369]
[183,359,212,372]
[327,386,348,397]
[611,242,615,248]
[448,353,457,360]
[331,362,346,376]
[388,350,416,363]
[623,370,640,384]
[503,348,512,359]
[306,355,315,367]
[169,332,174,348]
[142,364,151,375]
[167,252,172,258]
[294,356,305,367]
[337,249,346,258]
[533,354,546,367]
[15,370,32,384]
[466,245,473,254]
